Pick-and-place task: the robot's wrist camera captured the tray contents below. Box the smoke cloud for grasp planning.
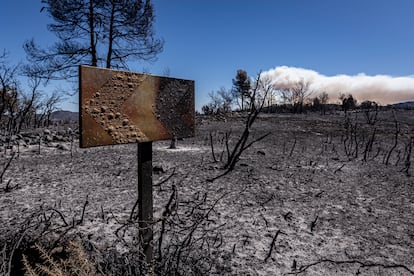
[261,66,414,105]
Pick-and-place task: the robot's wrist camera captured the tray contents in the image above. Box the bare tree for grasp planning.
[360,100,378,125]
[0,53,62,133]
[0,52,20,122]
[42,90,64,127]
[256,74,276,112]
[24,0,164,79]
[384,111,400,165]
[217,87,233,113]
[265,87,278,113]
[206,87,234,114]
[208,73,273,182]
[224,73,272,171]
[4,87,19,134]
[401,137,413,176]
[318,91,329,115]
[311,92,329,114]
[206,90,221,114]
[15,77,42,133]
[340,94,357,113]
[279,89,292,106]
[290,79,312,113]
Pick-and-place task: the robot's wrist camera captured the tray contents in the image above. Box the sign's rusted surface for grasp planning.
[79,65,195,148]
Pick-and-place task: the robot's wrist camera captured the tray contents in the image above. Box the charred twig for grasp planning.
[342,113,359,159]
[209,132,217,162]
[353,115,359,159]
[401,137,413,176]
[283,212,293,221]
[241,132,272,153]
[260,212,269,227]
[206,168,234,182]
[334,164,345,174]
[157,185,177,263]
[8,226,31,275]
[310,215,319,232]
[157,189,229,274]
[100,204,105,220]
[207,132,271,182]
[286,258,414,275]
[291,259,297,271]
[264,230,283,262]
[363,128,377,162]
[314,191,324,198]
[3,180,18,193]
[289,137,297,157]
[173,192,227,275]
[1,244,6,275]
[242,234,250,246]
[225,131,231,162]
[50,208,69,227]
[50,222,77,250]
[1,151,15,185]
[129,198,140,222]
[384,111,400,165]
[213,232,223,248]
[132,168,178,219]
[153,168,176,190]
[77,195,89,225]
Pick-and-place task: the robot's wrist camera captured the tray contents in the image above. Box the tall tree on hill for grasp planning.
[24,0,164,79]
[232,69,251,111]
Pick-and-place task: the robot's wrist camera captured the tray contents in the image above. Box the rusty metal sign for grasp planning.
[79,65,195,148]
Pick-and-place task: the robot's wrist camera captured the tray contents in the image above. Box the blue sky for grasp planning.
[1,0,414,110]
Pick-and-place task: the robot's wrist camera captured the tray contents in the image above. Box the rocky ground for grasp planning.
[0,110,413,275]
[0,125,77,152]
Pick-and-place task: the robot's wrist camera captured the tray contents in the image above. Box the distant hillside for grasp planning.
[50,110,79,121]
[388,101,414,109]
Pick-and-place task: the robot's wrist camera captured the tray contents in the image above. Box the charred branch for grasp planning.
[287,258,414,275]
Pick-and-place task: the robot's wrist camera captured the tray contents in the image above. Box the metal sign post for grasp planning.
[138,141,153,267]
[79,65,195,271]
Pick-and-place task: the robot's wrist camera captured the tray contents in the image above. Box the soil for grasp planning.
[1,110,413,275]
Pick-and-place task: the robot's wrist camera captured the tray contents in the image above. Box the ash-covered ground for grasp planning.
[1,110,413,275]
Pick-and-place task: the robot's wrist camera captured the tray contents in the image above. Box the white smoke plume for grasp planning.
[261,66,414,105]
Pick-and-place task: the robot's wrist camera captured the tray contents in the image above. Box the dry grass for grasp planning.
[23,241,98,276]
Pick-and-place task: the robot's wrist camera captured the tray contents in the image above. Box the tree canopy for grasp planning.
[232,69,251,111]
[24,0,164,79]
